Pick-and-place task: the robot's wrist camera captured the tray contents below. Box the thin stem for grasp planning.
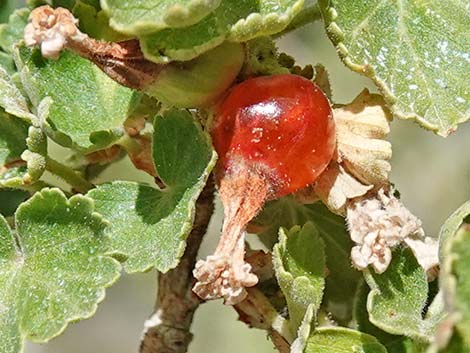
[117,134,143,155]
[275,3,322,37]
[233,287,294,345]
[45,157,94,193]
[139,177,215,353]
[20,180,51,193]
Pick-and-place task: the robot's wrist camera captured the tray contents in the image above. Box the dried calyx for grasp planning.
[311,90,438,275]
[24,6,162,90]
[313,89,392,215]
[193,163,270,305]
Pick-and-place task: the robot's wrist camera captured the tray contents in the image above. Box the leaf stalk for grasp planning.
[45,156,94,193]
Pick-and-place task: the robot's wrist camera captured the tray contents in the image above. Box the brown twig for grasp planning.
[139,177,215,353]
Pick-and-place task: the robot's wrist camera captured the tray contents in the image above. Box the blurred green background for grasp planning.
[2,1,470,352]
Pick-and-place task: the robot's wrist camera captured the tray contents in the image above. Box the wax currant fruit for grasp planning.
[144,42,244,108]
[193,74,336,304]
[25,6,244,108]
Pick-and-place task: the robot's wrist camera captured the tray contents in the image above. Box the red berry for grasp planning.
[212,74,336,197]
[193,74,336,304]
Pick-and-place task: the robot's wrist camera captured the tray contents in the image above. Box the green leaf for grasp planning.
[87,109,216,273]
[364,247,443,341]
[437,201,470,351]
[0,189,29,217]
[0,100,48,189]
[52,0,100,10]
[139,0,304,63]
[439,200,470,261]
[441,332,470,353]
[0,52,15,75]
[442,224,470,346]
[0,8,29,53]
[304,327,388,353]
[0,110,29,166]
[0,188,121,352]
[354,280,425,353]
[0,61,35,121]
[291,304,315,353]
[273,223,325,333]
[0,108,48,189]
[252,198,361,324]
[451,225,470,340]
[102,0,222,35]
[0,0,17,23]
[14,45,138,151]
[319,0,470,136]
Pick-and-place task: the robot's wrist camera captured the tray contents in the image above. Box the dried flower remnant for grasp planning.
[126,135,158,177]
[85,145,121,165]
[303,89,438,274]
[193,164,267,305]
[308,90,437,274]
[347,188,438,274]
[193,74,336,304]
[314,160,372,212]
[313,90,392,215]
[24,6,85,59]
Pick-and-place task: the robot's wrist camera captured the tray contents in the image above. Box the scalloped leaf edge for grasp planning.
[318,0,469,137]
[1,188,121,349]
[101,0,222,35]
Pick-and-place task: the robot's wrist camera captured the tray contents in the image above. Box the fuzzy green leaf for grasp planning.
[354,281,425,353]
[252,198,361,324]
[88,109,216,273]
[0,111,29,167]
[364,247,444,341]
[291,304,315,353]
[0,188,121,353]
[0,0,18,24]
[273,223,325,334]
[320,0,470,136]
[449,225,470,344]
[0,52,15,75]
[15,45,138,151]
[139,0,304,63]
[439,200,470,261]
[0,61,35,121]
[304,327,388,353]
[0,99,49,189]
[52,0,100,9]
[102,0,222,35]
[0,105,48,190]
[0,189,29,217]
[439,201,470,350]
[0,8,29,53]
